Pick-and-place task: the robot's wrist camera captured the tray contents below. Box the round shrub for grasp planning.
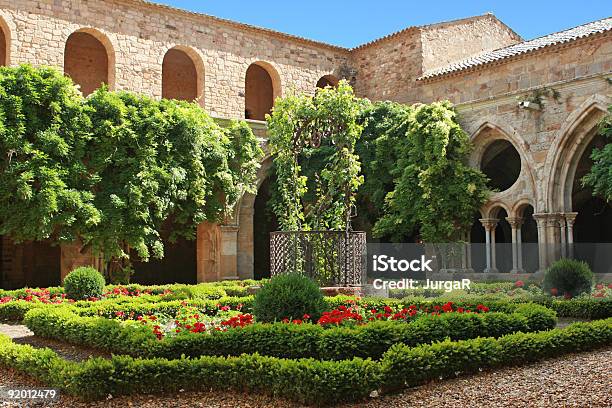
[253,274,325,322]
[543,258,593,298]
[63,267,106,300]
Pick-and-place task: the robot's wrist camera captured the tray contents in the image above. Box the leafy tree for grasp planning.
[0,65,99,243]
[582,106,612,202]
[363,102,489,242]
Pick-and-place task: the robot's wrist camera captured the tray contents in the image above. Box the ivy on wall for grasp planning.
[0,65,263,267]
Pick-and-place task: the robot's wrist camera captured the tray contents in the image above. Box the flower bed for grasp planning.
[23,302,555,360]
[1,319,610,405]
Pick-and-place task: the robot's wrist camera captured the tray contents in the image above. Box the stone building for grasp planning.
[0,0,610,287]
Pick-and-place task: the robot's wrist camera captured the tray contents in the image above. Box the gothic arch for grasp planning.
[64,28,116,95]
[244,61,282,120]
[544,95,610,212]
[471,120,538,207]
[161,45,205,106]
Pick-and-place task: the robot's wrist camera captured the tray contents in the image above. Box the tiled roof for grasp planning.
[419,17,612,80]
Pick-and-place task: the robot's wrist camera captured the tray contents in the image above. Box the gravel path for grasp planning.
[0,346,610,407]
[0,324,111,362]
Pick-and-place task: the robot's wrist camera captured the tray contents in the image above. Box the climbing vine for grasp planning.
[267,81,366,231]
[0,64,263,273]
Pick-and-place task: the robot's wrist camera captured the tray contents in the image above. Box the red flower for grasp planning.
[550,288,558,296]
[564,292,572,299]
[514,280,524,288]
[383,306,392,313]
[595,284,603,290]
[302,314,310,320]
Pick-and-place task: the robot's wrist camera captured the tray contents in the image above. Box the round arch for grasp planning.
[544,95,610,212]
[161,45,205,106]
[0,13,12,66]
[316,74,339,89]
[485,202,511,219]
[244,61,282,121]
[64,28,116,95]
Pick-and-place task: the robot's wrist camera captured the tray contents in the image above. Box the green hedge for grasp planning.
[381,318,612,391]
[24,303,555,360]
[1,319,611,405]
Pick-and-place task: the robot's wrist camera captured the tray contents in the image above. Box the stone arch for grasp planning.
[471,121,536,199]
[545,95,610,212]
[64,28,115,95]
[245,61,282,121]
[0,13,12,66]
[161,45,205,106]
[237,156,274,278]
[316,74,339,89]
[485,202,511,219]
[511,198,535,218]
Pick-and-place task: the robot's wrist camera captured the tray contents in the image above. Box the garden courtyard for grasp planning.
[1,0,612,406]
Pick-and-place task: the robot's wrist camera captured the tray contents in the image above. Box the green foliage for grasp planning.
[543,258,593,297]
[253,274,325,322]
[0,65,262,267]
[363,101,489,241]
[3,319,611,404]
[267,81,366,230]
[0,64,99,243]
[63,267,106,300]
[24,302,553,361]
[582,105,612,202]
[380,318,612,391]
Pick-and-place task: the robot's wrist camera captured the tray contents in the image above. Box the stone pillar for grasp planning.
[558,215,567,258]
[196,222,221,282]
[60,240,98,281]
[533,213,548,271]
[506,217,524,273]
[564,212,578,258]
[546,214,561,265]
[219,225,240,280]
[480,218,498,273]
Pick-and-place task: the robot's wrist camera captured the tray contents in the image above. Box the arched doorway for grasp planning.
[0,237,60,289]
[316,75,339,90]
[252,176,278,279]
[481,140,521,192]
[64,30,113,96]
[0,18,8,66]
[130,235,197,285]
[245,62,279,120]
[162,47,203,103]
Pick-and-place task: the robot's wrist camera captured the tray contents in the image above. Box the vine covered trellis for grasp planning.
[267,81,367,285]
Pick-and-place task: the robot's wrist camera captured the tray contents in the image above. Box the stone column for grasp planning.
[558,215,567,258]
[533,213,548,271]
[480,218,498,273]
[506,217,524,274]
[219,225,240,280]
[196,222,221,283]
[546,214,561,264]
[564,212,578,258]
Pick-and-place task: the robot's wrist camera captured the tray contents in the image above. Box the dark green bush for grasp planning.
[63,267,106,300]
[24,303,553,361]
[543,258,593,297]
[253,274,325,322]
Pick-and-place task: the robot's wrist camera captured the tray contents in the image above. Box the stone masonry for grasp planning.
[0,0,610,286]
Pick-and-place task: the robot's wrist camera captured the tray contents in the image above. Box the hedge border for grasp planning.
[1,319,610,405]
[23,303,556,360]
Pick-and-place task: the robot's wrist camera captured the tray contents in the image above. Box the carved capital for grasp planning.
[505,217,524,229]
[479,218,498,231]
[563,212,578,227]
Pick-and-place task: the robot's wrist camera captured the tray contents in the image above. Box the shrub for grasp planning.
[253,274,325,322]
[63,267,106,300]
[543,259,593,297]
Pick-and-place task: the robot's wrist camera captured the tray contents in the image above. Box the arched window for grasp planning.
[162,47,203,103]
[481,140,521,192]
[316,75,339,89]
[64,30,112,96]
[245,62,279,120]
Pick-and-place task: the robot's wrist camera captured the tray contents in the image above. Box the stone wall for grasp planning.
[0,0,349,118]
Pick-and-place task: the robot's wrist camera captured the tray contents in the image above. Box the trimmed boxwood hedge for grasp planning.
[24,303,556,360]
[1,319,611,405]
